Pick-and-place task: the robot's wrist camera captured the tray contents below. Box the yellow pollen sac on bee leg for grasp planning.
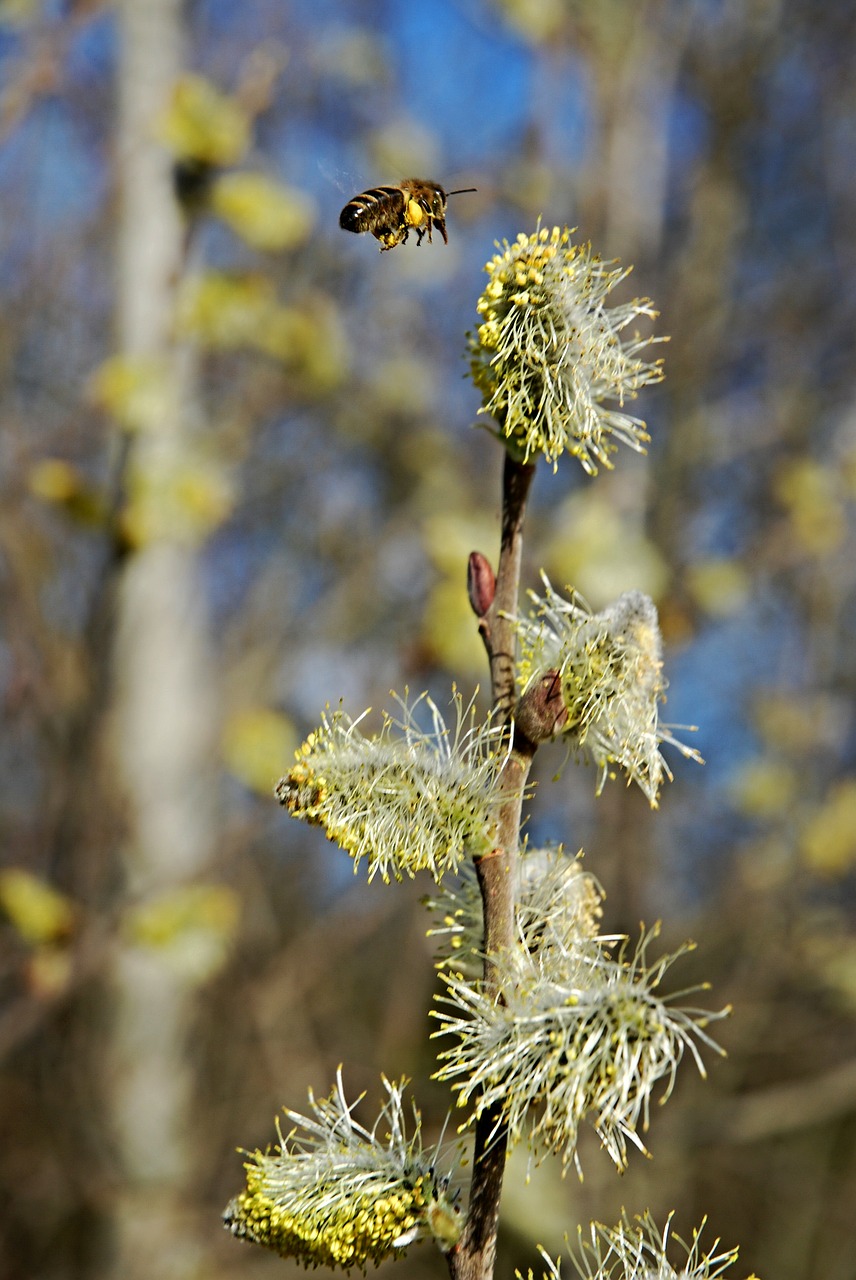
[406,198,425,227]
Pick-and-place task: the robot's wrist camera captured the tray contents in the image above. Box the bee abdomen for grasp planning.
[339,185,406,234]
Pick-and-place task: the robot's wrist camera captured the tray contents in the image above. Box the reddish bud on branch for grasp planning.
[467,551,496,617]
[514,671,568,743]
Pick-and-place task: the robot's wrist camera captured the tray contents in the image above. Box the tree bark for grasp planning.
[107,5,221,1277]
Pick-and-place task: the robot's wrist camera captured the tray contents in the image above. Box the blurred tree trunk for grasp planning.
[107,3,221,1276]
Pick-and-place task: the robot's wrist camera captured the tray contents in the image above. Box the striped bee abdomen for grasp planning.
[338,186,407,235]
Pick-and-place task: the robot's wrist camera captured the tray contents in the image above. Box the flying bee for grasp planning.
[338,178,477,251]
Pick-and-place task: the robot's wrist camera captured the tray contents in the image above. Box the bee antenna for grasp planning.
[446,187,478,198]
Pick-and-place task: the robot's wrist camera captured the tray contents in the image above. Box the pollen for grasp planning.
[274,693,507,883]
[406,198,425,227]
[468,224,666,473]
[514,578,702,805]
[224,1073,462,1269]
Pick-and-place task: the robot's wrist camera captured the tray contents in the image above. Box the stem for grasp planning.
[478,453,536,984]
[488,454,536,721]
[448,454,536,1280]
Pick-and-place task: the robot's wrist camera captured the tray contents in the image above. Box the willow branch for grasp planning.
[448,453,536,1280]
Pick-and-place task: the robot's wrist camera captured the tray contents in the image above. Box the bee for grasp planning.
[339,178,477,251]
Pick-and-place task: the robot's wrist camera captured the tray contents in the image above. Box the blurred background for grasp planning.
[2,0,856,1277]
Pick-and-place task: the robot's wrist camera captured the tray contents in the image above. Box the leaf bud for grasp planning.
[467,550,496,617]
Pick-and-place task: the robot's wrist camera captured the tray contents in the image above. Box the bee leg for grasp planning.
[376,225,409,251]
[435,217,448,245]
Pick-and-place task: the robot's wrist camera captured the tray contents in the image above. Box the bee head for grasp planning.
[426,185,448,216]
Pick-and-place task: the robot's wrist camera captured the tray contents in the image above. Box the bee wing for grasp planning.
[318,158,360,195]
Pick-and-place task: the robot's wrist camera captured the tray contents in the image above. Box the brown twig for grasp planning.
[448,454,536,1280]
